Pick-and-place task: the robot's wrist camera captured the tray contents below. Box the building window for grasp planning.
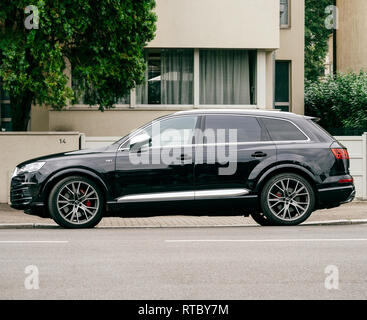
[280,0,289,28]
[275,61,290,112]
[199,49,257,105]
[136,49,194,105]
[72,48,260,108]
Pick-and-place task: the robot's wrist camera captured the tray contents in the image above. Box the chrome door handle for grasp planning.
[251,151,267,158]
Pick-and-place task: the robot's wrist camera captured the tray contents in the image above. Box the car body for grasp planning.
[10,109,355,228]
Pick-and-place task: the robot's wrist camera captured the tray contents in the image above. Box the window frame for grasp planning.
[280,0,291,29]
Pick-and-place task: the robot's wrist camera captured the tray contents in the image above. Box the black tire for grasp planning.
[260,173,315,226]
[250,211,274,226]
[48,176,104,228]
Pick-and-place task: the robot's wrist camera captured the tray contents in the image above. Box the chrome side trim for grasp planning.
[318,185,354,192]
[117,191,195,203]
[195,188,249,199]
[116,188,250,203]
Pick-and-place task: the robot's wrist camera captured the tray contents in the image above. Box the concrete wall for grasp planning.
[148,0,280,49]
[0,132,80,203]
[49,109,177,136]
[30,105,50,131]
[276,0,305,115]
[336,0,367,73]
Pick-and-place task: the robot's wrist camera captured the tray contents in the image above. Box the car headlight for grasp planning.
[13,162,46,176]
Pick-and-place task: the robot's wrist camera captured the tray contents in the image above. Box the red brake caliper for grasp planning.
[80,189,91,207]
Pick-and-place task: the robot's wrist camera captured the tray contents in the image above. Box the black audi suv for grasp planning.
[10,110,355,228]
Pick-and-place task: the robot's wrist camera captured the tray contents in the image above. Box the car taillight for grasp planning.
[338,178,353,184]
[331,148,350,160]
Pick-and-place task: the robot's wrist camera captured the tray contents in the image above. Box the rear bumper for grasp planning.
[317,185,355,208]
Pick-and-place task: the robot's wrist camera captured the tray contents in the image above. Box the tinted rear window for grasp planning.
[262,118,308,141]
[204,115,268,142]
[307,119,335,142]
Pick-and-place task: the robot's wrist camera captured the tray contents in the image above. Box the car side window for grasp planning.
[135,116,198,149]
[204,115,267,143]
[261,118,308,141]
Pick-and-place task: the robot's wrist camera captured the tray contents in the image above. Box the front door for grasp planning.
[114,115,199,206]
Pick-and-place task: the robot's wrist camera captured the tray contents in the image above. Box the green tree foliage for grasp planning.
[0,0,157,130]
[305,72,367,132]
[305,0,333,81]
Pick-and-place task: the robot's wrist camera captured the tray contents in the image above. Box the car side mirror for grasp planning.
[129,133,151,152]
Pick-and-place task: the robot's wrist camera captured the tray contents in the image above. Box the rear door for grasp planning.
[194,114,277,200]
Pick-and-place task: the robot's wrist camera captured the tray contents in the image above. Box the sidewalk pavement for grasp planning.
[0,202,366,228]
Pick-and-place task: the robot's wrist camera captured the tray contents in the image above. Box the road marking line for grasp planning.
[0,241,69,244]
[165,238,367,243]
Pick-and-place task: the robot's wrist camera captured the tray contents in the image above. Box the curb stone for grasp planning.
[0,219,367,229]
[302,219,367,226]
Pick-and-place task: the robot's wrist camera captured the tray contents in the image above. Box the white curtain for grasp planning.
[200,49,251,105]
[136,49,194,104]
[161,49,193,104]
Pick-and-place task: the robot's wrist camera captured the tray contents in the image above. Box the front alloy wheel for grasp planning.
[261,173,315,226]
[48,176,104,228]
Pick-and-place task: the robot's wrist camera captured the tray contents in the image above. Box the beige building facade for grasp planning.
[1,0,305,136]
[329,0,367,73]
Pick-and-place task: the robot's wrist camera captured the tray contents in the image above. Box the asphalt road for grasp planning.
[1,224,367,300]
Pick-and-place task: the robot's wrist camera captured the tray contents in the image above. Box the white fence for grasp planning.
[84,134,367,200]
[335,134,367,200]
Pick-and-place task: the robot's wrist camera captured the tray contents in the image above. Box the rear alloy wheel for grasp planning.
[261,173,315,226]
[48,176,104,228]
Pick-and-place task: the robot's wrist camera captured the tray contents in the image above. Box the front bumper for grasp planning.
[10,174,43,210]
